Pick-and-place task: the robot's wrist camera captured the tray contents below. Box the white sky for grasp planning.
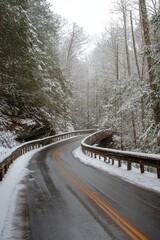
[47,0,114,35]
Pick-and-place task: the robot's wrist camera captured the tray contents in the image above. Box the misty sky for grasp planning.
[48,0,113,35]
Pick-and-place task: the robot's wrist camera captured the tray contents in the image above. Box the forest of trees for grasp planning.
[69,0,160,153]
[0,0,72,145]
[0,0,159,153]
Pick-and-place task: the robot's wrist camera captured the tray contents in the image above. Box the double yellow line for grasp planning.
[53,143,148,240]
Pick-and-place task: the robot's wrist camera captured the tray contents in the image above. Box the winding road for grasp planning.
[23,135,160,240]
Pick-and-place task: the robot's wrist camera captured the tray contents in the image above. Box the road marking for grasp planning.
[52,143,149,240]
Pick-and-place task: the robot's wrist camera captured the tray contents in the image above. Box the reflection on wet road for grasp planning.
[25,136,160,240]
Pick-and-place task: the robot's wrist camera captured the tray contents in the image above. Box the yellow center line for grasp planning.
[52,143,149,240]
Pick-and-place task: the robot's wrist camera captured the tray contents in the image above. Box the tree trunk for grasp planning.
[115,36,123,149]
[139,0,160,127]
[130,11,140,79]
[131,111,137,146]
[116,41,119,81]
[130,10,145,131]
[122,4,137,147]
[123,6,131,77]
[87,81,90,127]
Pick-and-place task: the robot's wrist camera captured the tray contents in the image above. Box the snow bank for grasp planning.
[0,147,8,158]
[73,147,160,193]
[0,149,38,239]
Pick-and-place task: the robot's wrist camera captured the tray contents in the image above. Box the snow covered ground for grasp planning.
[0,144,160,239]
[0,149,38,240]
[0,146,18,164]
[73,147,160,193]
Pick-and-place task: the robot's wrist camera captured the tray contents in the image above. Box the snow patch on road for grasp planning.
[73,147,160,193]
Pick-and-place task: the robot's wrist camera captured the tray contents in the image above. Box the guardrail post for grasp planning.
[157,168,160,179]
[4,165,6,174]
[0,169,2,181]
[118,160,121,167]
[140,164,144,174]
[111,159,114,165]
[7,163,9,171]
[127,162,132,170]
[2,167,5,179]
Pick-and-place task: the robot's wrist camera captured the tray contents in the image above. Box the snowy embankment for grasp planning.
[0,146,19,164]
[73,147,160,193]
[0,149,38,240]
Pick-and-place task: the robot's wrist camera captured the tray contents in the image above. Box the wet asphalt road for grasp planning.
[25,136,160,240]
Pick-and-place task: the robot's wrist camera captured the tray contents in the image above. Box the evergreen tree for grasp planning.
[0,0,43,116]
[0,0,71,141]
[27,0,71,125]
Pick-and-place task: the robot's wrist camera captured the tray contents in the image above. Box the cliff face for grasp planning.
[0,107,56,149]
[7,116,55,143]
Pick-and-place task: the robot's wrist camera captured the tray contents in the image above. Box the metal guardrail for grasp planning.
[81,130,160,178]
[0,129,97,181]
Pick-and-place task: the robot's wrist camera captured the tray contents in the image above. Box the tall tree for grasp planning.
[0,0,43,115]
[139,0,160,126]
[59,22,88,78]
[139,0,160,150]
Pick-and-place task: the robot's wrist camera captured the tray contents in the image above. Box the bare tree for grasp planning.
[130,10,145,130]
[60,22,88,78]
[139,0,160,127]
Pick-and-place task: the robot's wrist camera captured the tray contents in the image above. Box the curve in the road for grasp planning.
[53,143,148,240]
[23,136,160,240]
